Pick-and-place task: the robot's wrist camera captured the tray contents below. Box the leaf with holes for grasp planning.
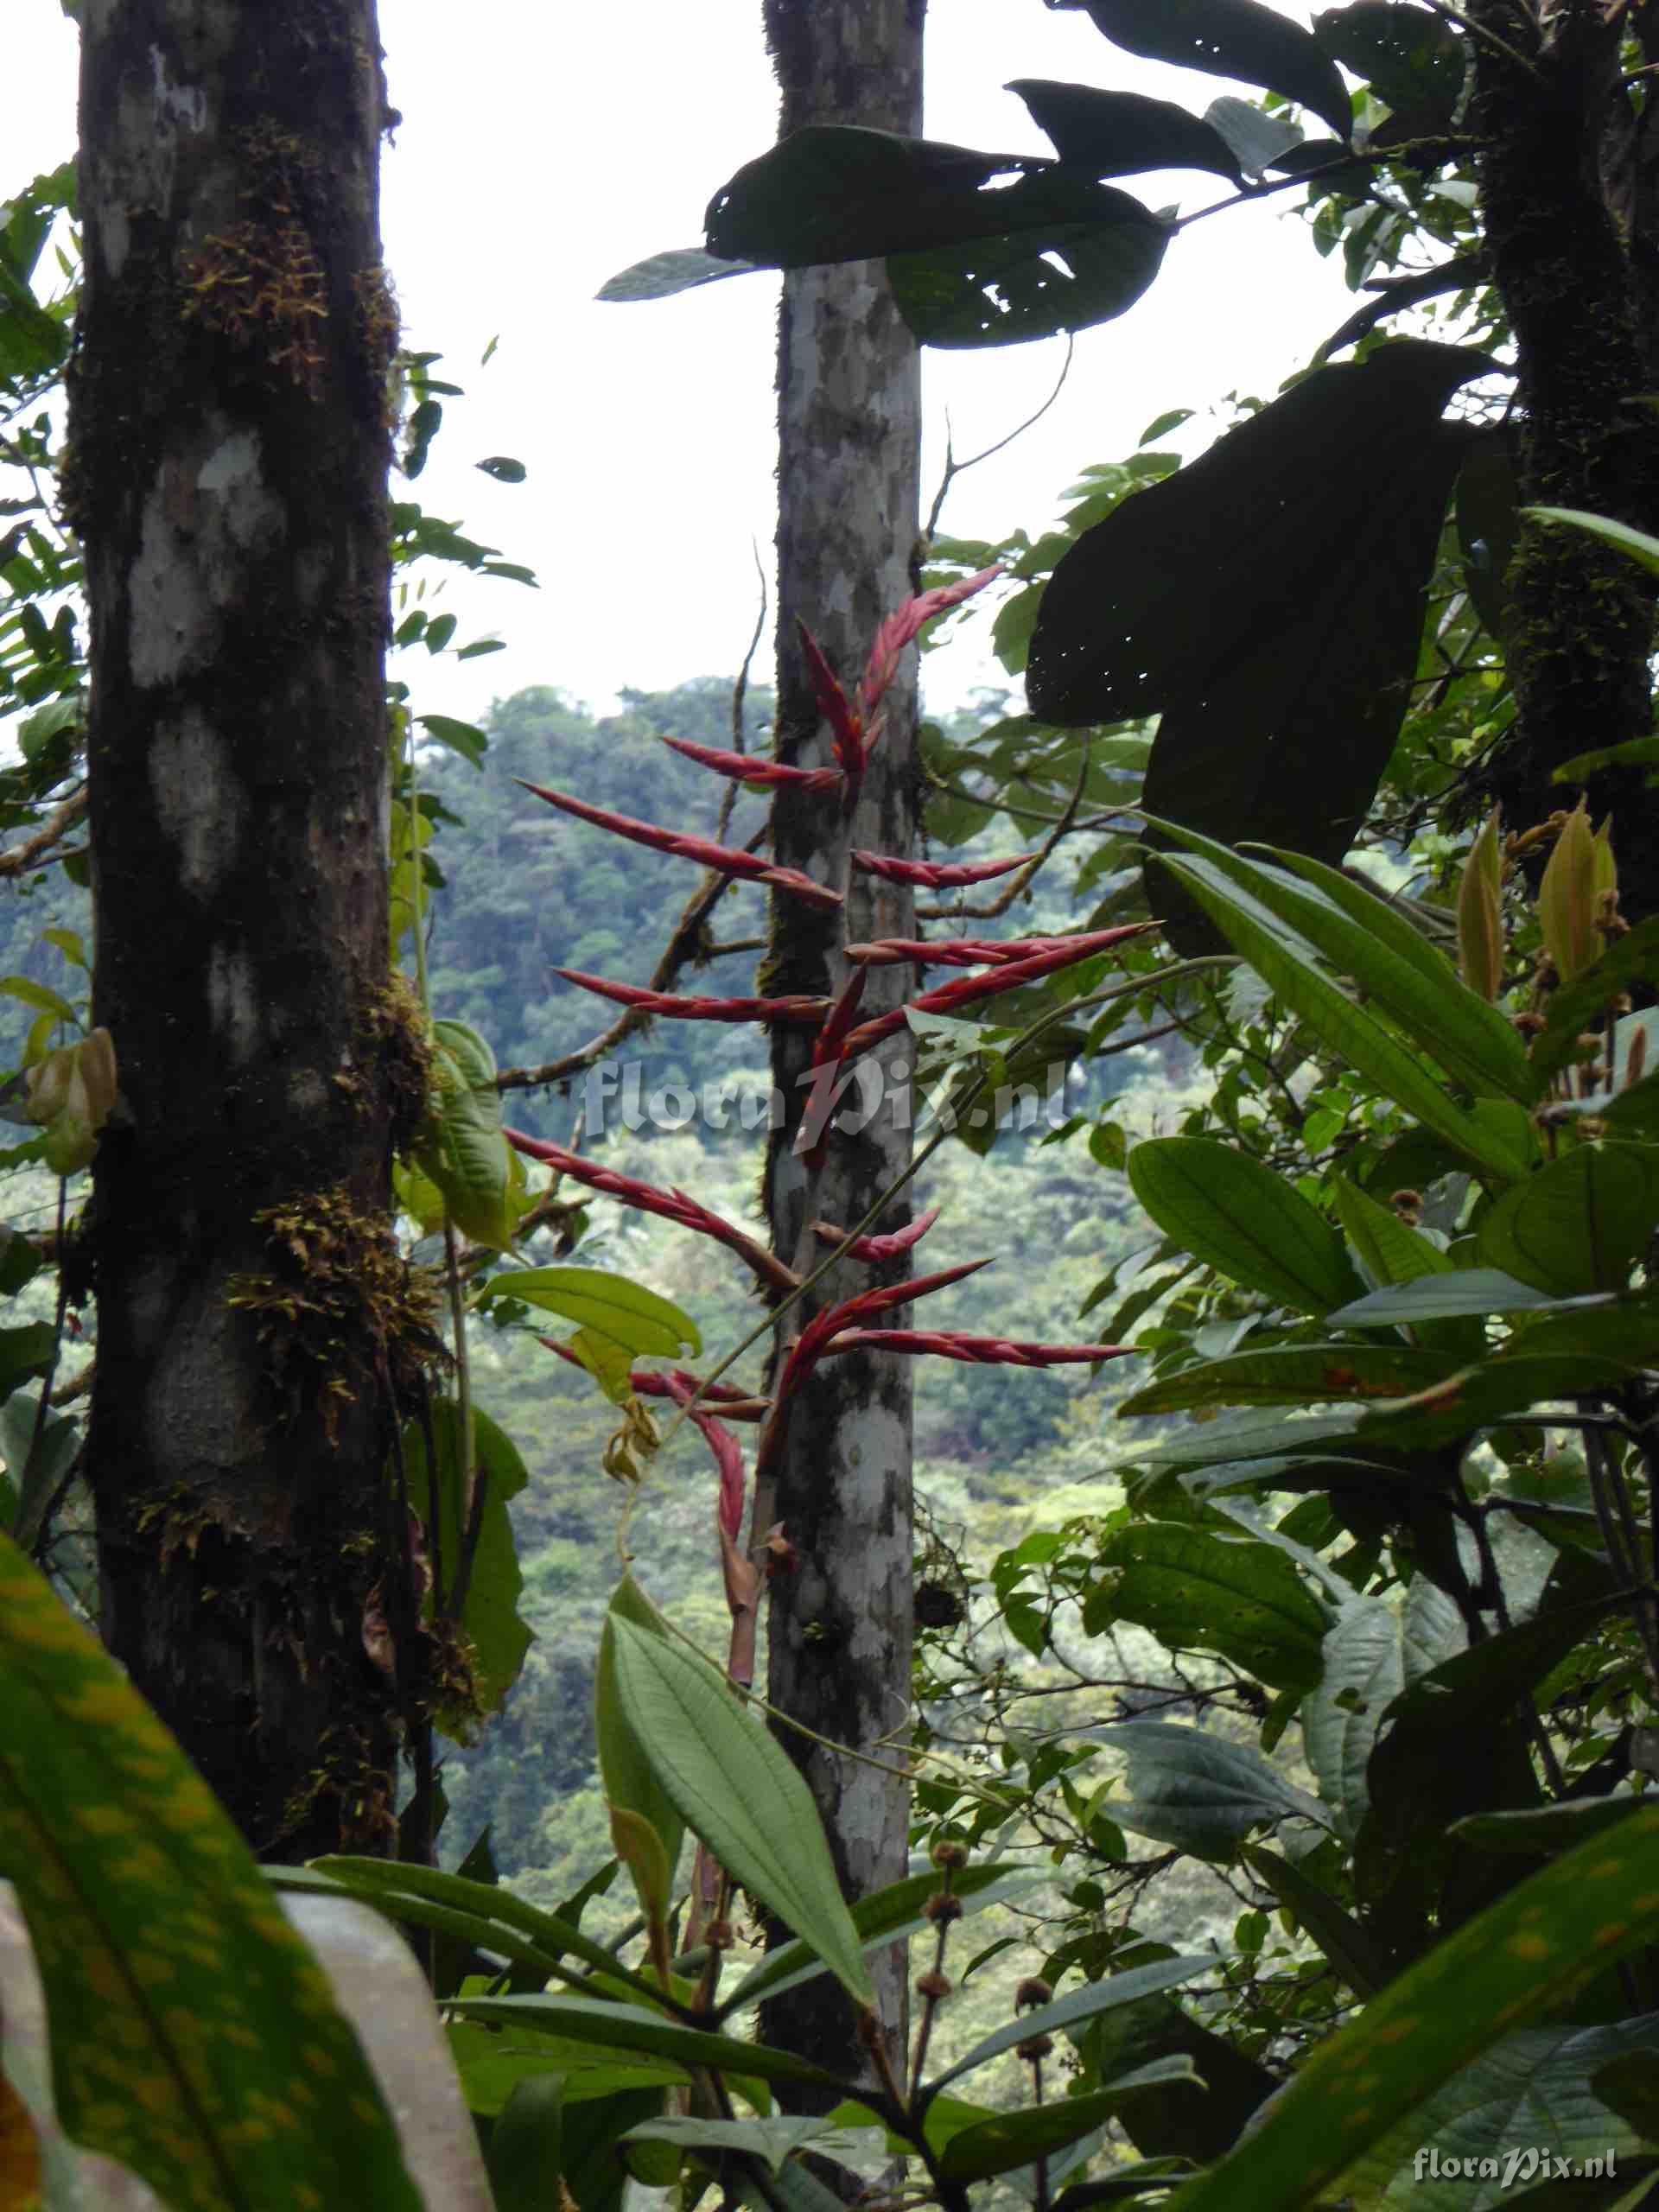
[1007,80,1243,181]
[1069,0,1353,136]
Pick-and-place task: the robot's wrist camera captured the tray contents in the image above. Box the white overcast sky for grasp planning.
[10,2,1357,725]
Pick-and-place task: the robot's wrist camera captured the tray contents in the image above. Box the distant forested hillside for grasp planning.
[0,679,1175,1902]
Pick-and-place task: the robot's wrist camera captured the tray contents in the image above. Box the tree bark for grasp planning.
[72,1,417,1858]
[756,0,926,2080]
[1466,2,1659,909]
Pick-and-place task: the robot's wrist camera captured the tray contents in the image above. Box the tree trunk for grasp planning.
[72,2,417,1858]
[756,0,925,2078]
[1467,2,1659,911]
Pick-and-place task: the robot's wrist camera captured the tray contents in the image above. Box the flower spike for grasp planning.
[852,850,1038,889]
[859,564,1002,719]
[506,1128,800,1296]
[821,1330,1135,1368]
[662,735,842,793]
[796,620,865,792]
[552,969,828,1027]
[840,923,1157,1059]
[519,779,841,909]
[812,1205,940,1262]
[846,934,1077,969]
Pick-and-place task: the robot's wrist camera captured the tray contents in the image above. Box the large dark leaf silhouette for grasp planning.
[1060,0,1355,138]
[702,124,1174,348]
[1024,342,1491,945]
[1007,79,1244,183]
[1313,3,1467,137]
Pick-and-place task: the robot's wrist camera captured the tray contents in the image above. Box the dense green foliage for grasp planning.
[10,1,1659,2208]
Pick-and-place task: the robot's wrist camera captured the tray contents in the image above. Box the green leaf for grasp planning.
[1356,1352,1634,1447]
[1330,2018,1659,2208]
[1127,1135,1363,1316]
[1456,432,1520,643]
[928,1956,1214,2094]
[413,1020,520,1249]
[476,456,527,484]
[417,714,489,767]
[41,928,86,972]
[1452,1799,1643,1857]
[1007,79,1243,181]
[0,974,77,1027]
[486,2075,563,2212]
[888,191,1169,348]
[447,2022,681,2119]
[1525,505,1659,578]
[1554,734,1659,783]
[1204,95,1304,176]
[449,1993,853,2097]
[1530,918,1659,1080]
[479,1266,700,1359]
[1332,1179,1456,1288]
[1143,848,1532,1179]
[1250,842,1536,1105]
[1243,1844,1389,1996]
[3,1389,82,1551]
[1326,1268,1574,1324]
[1304,1580,1463,1841]
[596,246,760,302]
[708,124,1146,268]
[1092,1721,1331,1859]
[595,1580,686,1929]
[401,1398,533,1721]
[1166,1806,1659,2210]
[607,1616,874,2005]
[1122,1407,1393,1474]
[1475,1142,1659,1296]
[1083,1522,1331,1692]
[0,1533,423,2212]
[939,2063,1203,2182]
[621,2115,876,2179]
[283,1858,663,2004]
[1072,0,1354,137]
[1312,3,1467,132]
[1119,1342,1455,1415]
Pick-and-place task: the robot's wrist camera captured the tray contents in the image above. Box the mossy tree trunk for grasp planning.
[1467,1,1659,906]
[757,0,926,2079]
[72,1,415,1858]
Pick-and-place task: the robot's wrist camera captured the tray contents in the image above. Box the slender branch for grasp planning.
[719,546,768,844]
[926,744,1089,923]
[923,336,1075,543]
[0,787,86,880]
[1423,0,1543,78]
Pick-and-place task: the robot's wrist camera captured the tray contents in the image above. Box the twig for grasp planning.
[924,336,1075,543]
[926,745,1090,923]
[0,787,86,880]
[1421,0,1543,78]
[719,545,768,843]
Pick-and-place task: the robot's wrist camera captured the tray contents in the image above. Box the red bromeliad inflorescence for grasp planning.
[660,735,842,793]
[550,969,829,1027]
[506,1126,799,1297]
[850,849,1037,889]
[518,779,841,910]
[820,1330,1135,1368]
[523,563,1148,1669]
